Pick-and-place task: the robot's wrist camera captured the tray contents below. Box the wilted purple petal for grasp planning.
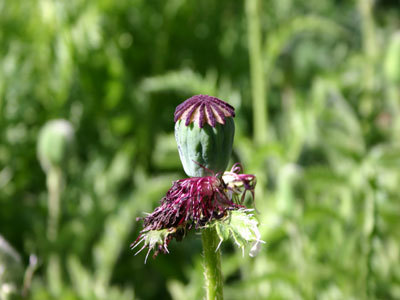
[131,163,256,260]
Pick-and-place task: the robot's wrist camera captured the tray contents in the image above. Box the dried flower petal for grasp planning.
[131,163,257,260]
[223,163,257,203]
[141,175,242,232]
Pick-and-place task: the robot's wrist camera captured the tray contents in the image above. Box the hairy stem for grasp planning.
[202,227,223,300]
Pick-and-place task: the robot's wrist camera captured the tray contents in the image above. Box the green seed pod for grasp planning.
[174,95,235,177]
[37,119,75,172]
[384,32,400,84]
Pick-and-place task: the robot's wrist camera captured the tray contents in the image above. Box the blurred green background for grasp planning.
[1,0,400,299]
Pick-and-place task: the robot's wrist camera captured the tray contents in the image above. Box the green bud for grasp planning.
[37,119,75,172]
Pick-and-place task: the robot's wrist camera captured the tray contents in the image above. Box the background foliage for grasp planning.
[1,0,400,299]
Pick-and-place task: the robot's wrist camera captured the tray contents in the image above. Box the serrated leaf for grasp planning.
[212,209,264,256]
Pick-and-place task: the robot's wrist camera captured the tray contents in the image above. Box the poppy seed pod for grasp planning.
[174,95,235,177]
[37,119,75,172]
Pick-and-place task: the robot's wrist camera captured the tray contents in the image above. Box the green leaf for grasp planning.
[212,209,264,257]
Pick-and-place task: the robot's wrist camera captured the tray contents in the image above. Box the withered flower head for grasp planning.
[131,164,256,261]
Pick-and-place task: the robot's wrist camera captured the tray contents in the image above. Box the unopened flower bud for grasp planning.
[37,119,75,172]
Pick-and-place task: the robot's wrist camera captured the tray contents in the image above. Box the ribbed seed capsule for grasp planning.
[174,95,235,177]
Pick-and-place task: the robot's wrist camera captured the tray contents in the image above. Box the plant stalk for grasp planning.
[202,227,223,300]
[46,166,63,296]
[47,167,62,242]
[246,0,268,145]
[358,0,377,116]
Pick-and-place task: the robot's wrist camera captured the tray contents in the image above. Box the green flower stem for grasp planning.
[47,166,62,242]
[246,0,268,145]
[202,227,223,300]
[358,0,377,116]
[46,166,63,296]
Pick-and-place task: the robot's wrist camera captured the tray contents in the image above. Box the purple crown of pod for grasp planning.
[174,94,235,128]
